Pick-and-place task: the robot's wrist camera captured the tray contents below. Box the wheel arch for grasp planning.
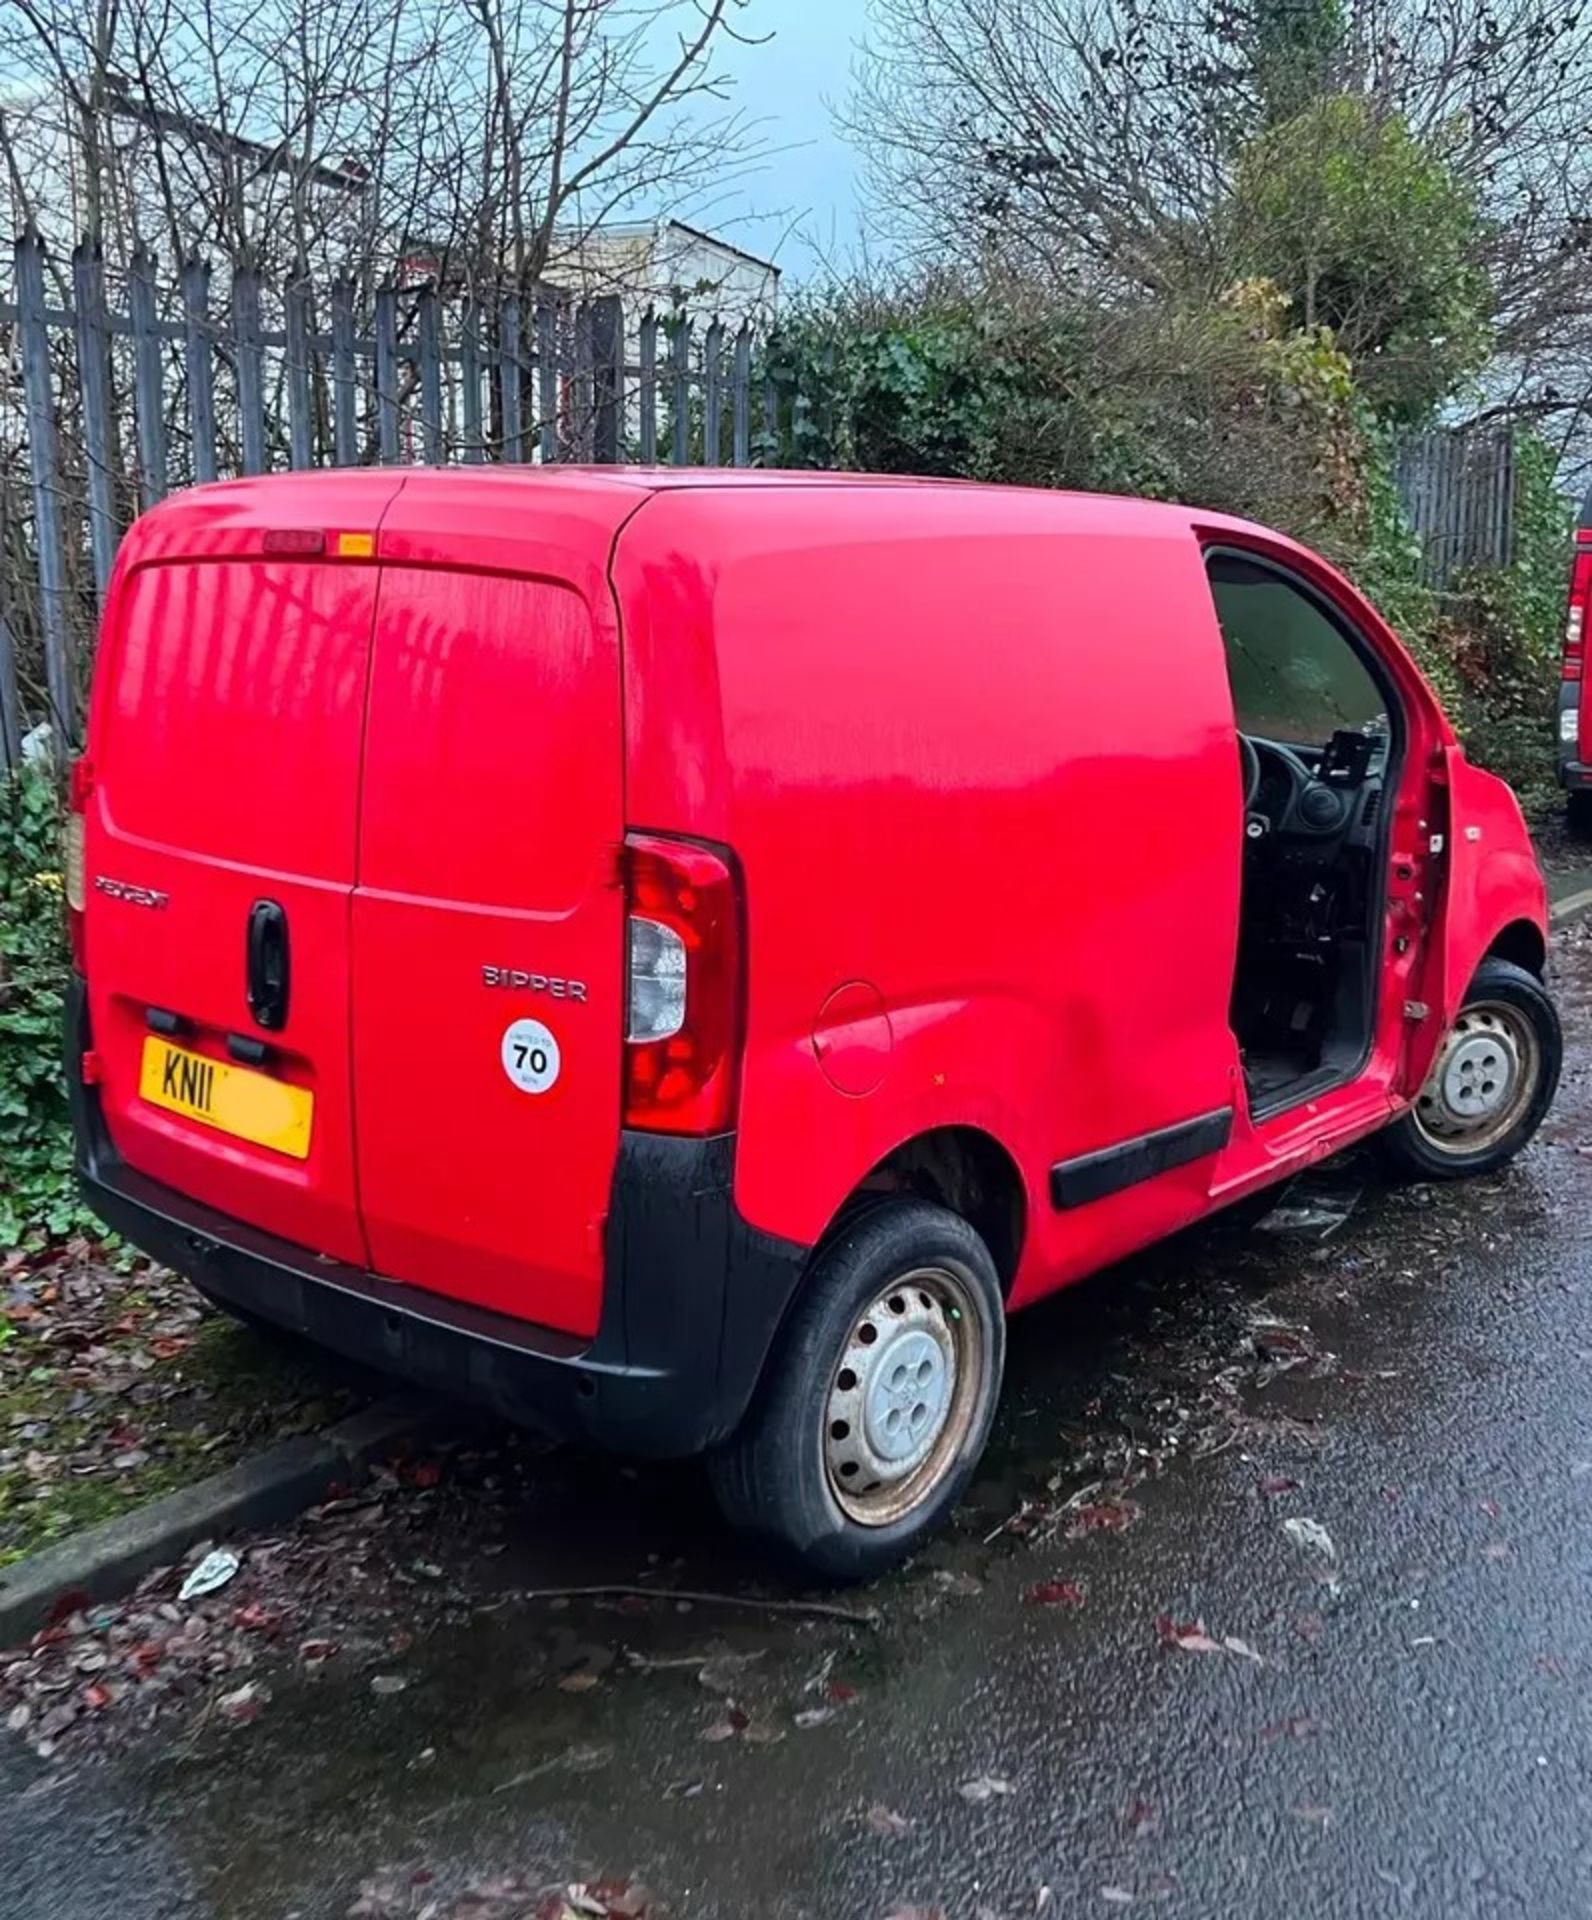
[1484,918,1548,980]
[820,1124,1029,1294]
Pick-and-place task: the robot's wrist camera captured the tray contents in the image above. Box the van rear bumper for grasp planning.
[67,979,807,1458]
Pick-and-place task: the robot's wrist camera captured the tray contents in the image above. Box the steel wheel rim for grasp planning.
[823,1265,983,1528]
[1412,1000,1540,1156]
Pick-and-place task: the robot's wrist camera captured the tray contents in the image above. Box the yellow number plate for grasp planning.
[139,1037,314,1161]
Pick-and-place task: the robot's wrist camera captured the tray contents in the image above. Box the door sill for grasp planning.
[1245,1062,1351,1123]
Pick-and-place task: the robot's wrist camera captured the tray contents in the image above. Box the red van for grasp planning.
[1560,489,1592,835]
[67,470,1561,1577]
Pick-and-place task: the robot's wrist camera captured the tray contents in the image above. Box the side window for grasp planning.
[1207,552,1386,745]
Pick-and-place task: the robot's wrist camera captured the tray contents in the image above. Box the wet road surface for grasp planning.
[5,927,1592,1919]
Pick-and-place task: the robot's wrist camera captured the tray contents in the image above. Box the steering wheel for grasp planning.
[1239,732,1261,812]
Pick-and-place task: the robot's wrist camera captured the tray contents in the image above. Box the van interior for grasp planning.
[1207,551,1400,1118]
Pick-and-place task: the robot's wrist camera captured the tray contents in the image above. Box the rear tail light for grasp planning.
[622,833,741,1135]
[1564,550,1592,684]
[64,753,91,969]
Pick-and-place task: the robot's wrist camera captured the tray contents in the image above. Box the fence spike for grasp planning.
[374,284,400,464]
[703,317,725,469]
[536,297,558,463]
[285,275,315,470]
[182,258,218,485]
[14,230,75,740]
[639,308,658,466]
[330,279,357,466]
[128,247,168,507]
[460,297,483,462]
[72,242,119,594]
[670,313,693,467]
[732,322,752,468]
[500,297,524,462]
[232,261,266,476]
[416,282,443,464]
[592,295,624,465]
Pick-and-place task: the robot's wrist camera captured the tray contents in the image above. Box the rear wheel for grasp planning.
[1377,958,1561,1180]
[708,1198,1005,1581]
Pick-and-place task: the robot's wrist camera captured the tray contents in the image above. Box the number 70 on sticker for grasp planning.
[500,1017,561,1094]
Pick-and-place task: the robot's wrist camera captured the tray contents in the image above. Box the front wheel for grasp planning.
[1377,958,1562,1180]
[708,1198,1006,1582]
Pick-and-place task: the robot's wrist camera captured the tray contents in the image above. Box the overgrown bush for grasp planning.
[0,766,91,1246]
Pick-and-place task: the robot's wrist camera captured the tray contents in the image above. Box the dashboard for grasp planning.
[1241,729,1389,860]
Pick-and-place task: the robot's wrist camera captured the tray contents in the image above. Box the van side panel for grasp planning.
[614,488,1246,1305]
[350,492,630,1339]
[84,555,381,1265]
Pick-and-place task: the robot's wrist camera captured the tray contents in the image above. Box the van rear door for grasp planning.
[84,477,403,1264]
[349,483,630,1339]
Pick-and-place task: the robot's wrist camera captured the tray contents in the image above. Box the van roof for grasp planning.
[120,463,1290,565]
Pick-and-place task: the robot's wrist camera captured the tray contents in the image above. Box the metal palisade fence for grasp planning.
[0,230,775,762]
[1393,424,1517,589]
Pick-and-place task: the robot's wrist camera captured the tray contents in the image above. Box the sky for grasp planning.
[673,0,869,280]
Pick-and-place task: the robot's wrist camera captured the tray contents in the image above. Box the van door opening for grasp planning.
[1206,551,1404,1117]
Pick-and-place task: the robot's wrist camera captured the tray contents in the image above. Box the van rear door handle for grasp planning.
[246,899,290,1030]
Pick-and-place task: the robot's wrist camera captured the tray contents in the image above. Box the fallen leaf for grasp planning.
[882,1907,946,1920]
[370,1673,408,1696]
[1282,1517,1337,1562]
[217,1681,268,1724]
[865,1804,914,1837]
[701,1704,749,1743]
[1260,1714,1324,1741]
[559,1671,601,1693]
[1025,1580,1086,1609]
[794,1706,837,1729]
[958,1773,1015,1804]
[1222,1636,1264,1664]
[1100,1890,1135,1907]
[1259,1475,1301,1496]
[932,1570,983,1597]
[1292,1803,1333,1825]
[1123,1798,1157,1836]
[1067,1499,1141,1536]
[1154,1616,1223,1654]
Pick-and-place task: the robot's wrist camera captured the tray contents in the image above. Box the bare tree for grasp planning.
[0,0,767,293]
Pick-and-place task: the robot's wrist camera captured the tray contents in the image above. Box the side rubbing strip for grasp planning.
[1050,1107,1234,1211]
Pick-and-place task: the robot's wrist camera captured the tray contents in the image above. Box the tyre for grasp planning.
[1569,790,1592,839]
[1377,957,1562,1180]
[708,1198,1006,1582]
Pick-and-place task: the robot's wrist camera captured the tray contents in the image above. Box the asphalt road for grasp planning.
[4,925,1592,1920]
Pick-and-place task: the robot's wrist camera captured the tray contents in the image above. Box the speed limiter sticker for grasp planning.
[500,1017,561,1095]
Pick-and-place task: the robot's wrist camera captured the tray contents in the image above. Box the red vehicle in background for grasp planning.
[67,470,1562,1578]
[1560,492,1592,835]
